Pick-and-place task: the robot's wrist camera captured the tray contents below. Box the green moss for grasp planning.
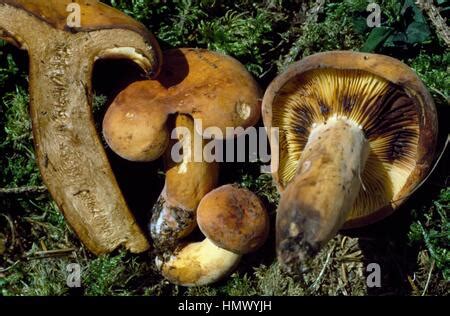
[16,259,68,296]
[0,87,41,188]
[83,252,128,296]
[184,264,306,296]
[92,94,108,115]
[196,9,275,76]
[410,52,450,102]
[240,173,279,206]
[277,0,367,71]
[220,273,258,296]
[107,0,169,23]
[409,188,450,281]
[1,87,31,148]
[0,52,19,88]
[253,263,305,296]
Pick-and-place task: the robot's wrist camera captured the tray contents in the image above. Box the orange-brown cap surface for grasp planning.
[197,184,269,254]
[103,48,262,162]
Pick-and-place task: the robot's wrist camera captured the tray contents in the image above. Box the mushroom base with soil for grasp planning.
[156,239,241,287]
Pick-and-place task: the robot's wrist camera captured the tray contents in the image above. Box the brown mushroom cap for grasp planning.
[102,48,262,162]
[263,51,438,228]
[102,95,169,162]
[197,184,269,254]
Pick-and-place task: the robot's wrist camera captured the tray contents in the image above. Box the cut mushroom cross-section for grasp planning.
[262,51,438,273]
[0,0,162,255]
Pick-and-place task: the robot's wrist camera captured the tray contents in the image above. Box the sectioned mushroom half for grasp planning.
[0,0,161,255]
[158,184,269,287]
[103,48,262,250]
[262,51,438,272]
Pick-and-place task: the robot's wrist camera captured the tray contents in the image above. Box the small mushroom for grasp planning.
[262,51,438,272]
[103,48,262,162]
[150,114,219,250]
[159,184,269,287]
[103,48,262,250]
[197,184,269,254]
[0,0,161,255]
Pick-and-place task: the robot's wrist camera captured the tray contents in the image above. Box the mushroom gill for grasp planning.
[273,68,420,222]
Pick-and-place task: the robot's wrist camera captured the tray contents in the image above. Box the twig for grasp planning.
[0,186,47,196]
[338,277,349,296]
[309,244,336,292]
[23,217,51,229]
[27,248,76,260]
[336,250,363,262]
[0,260,19,273]
[340,263,348,285]
[421,260,435,296]
[407,274,420,295]
[430,87,449,103]
[416,0,450,47]
[0,214,15,250]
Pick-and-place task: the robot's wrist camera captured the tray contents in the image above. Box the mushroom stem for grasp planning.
[157,238,241,287]
[277,116,370,272]
[150,114,219,251]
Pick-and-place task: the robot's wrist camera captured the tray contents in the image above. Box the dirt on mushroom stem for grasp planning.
[156,184,269,287]
[103,48,262,256]
[150,114,219,252]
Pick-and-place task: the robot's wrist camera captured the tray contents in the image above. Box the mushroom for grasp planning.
[0,0,161,254]
[262,51,438,272]
[197,184,270,254]
[102,48,262,162]
[150,114,219,250]
[158,184,269,287]
[102,48,262,250]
